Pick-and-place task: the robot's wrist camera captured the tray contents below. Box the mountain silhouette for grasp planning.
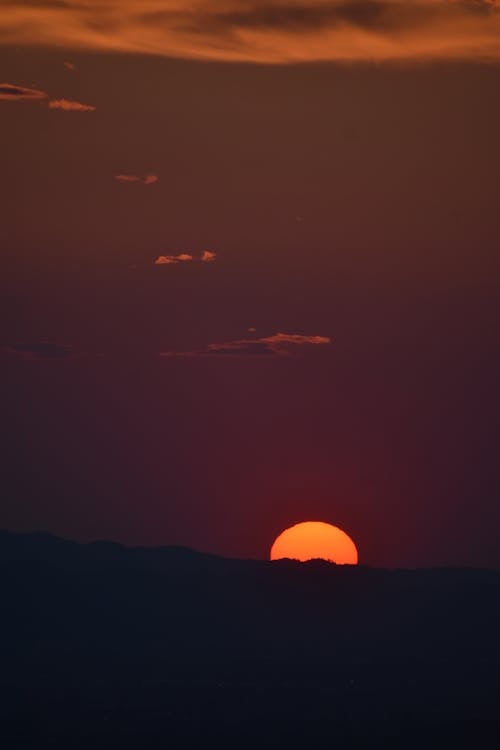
[1,530,499,748]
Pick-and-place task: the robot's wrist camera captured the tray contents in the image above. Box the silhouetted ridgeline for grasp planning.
[1,530,499,749]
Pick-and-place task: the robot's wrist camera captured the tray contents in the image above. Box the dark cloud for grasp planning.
[206,341,279,356]
[160,2,390,35]
[202,0,498,33]
[3,1,71,6]
[0,83,47,101]
[5,342,73,360]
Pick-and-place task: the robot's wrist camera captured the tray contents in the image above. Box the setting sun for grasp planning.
[270,521,358,565]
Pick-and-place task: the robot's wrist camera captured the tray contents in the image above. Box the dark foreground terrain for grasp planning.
[1,530,499,748]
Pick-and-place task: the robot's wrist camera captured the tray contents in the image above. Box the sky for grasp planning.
[1,0,500,567]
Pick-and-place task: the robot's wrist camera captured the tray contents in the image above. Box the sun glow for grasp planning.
[270,521,358,565]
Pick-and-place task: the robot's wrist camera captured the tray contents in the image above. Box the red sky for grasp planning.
[1,2,500,566]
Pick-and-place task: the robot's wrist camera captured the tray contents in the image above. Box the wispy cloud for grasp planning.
[0,1,499,63]
[63,61,77,72]
[154,251,216,265]
[48,98,96,112]
[115,173,159,185]
[2,332,329,360]
[4,341,74,360]
[160,331,331,357]
[0,83,47,101]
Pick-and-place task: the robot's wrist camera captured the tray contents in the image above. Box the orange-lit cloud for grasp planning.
[48,98,96,112]
[0,83,47,101]
[260,333,331,348]
[64,61,77,72]
[0,1,499,63]
[115,174,159,185]
[155,253,193,265]
[154,251,216,265]
[160,331,331,357]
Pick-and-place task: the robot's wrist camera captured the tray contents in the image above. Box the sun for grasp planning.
[270,521,358,565]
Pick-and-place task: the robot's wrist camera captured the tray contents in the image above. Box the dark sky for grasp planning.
[1,2,500,566]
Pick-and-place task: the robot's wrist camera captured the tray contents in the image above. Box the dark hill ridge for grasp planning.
[0,529,218,569]
[2,529,500,661]
[3,527,500,573]
[1,530,499,748]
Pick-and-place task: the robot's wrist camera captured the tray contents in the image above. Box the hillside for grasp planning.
[1,530,499,748]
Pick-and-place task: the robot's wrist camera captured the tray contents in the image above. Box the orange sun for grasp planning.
[270,521,358,565]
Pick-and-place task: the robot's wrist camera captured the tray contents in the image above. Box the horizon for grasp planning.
[3,528,500,571]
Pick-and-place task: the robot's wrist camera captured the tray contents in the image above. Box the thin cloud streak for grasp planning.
[3,341,74,360]
[0,1,499,63]
[48,98,96,112]
[115,174,159,185]
[115,174,142,183]
[160,331,331,357]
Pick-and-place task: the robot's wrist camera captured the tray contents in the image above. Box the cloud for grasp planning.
[160,331,331,357]
[48,98,96,112]
[0,1,499,63]
[0,84,95,112]
[115,174,142,183]
[115,173,159,185]
[154,251,216,265]
[260,333,331,346]
[0,82,47,101]
[64,61,77,71]
[154,253,193,264]
[4,341,73,360]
